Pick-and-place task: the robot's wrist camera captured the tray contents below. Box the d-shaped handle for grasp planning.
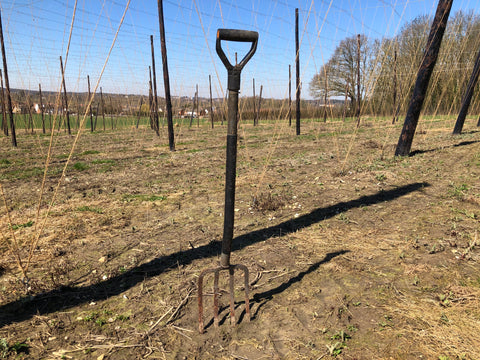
[216,29,258,91]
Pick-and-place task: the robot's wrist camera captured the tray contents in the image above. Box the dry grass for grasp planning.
[0,117,479,359]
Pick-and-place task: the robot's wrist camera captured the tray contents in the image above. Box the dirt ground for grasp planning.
[0,116,479,359]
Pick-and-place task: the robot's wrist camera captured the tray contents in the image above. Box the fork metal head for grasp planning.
[198,264,251,333]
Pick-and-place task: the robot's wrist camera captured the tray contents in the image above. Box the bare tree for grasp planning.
[309,34,372,117]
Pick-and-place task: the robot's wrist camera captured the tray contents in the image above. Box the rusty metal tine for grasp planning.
[228,266,236,325]
[213,269,220,328]
[198,268,216,333]
[239,265,251,321]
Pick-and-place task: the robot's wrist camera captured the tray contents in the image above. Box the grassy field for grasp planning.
[0,114,479,359]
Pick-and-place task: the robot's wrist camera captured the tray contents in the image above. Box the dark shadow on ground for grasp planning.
[409,139,480,156]
[203,250,350,331]
[0,182,429,327]
[250,250,350,318]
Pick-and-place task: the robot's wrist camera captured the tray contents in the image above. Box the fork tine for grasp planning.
[214,269,220,328]
[198,264,250,333]
[228,266,236,325]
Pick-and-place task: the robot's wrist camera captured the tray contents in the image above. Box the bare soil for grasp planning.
[1,116,479,359]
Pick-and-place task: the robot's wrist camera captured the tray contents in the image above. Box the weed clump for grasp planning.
[251,192,284,212]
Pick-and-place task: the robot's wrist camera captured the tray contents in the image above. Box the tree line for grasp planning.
[309,10,480,118]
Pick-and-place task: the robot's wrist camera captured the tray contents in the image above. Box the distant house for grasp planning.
[33,103,44,114]
[13,104,24,113]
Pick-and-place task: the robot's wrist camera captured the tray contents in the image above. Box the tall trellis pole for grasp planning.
[87,75,93,132]
[150,35,160,135]
[109,96,114,130]
[253,78,257,126]
[295,8,301,135]
[39,83,45,134]
[324,68,328,123]
[189,85,196,127]
[0,69,7,136]
[392,49,398,124]
[257,85,263,124]
[59,56,71,135]
[395,0,453,156]
[209,74,214,129]
[157,0,175,151]
[196,84,199,127]
[453,45,480,134]
[100,87,106,131]
[288,64,292,127]
[148,66,154,131]
[136,97,143,129]
[0,10,16,147]
[355,34,361,127]
[342,82,349,122]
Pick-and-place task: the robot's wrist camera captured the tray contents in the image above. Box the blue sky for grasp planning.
[0,0,477,100]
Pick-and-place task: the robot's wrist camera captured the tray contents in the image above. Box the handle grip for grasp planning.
[217,29,258,43]
[216,28,258,72]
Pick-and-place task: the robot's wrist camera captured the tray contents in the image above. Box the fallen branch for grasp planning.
[146,306,173,334]
[166,287,194,324]
[52,343,143,357]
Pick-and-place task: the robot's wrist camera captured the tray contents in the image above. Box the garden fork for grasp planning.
[198,29,258,333]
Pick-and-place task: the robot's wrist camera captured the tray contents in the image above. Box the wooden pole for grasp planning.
[257,85,263,124]
[109,96,114,130]
[288,64,292,126]
[453,46,480,134]
[94,104,98,130]
[59,56,71,135]
[157,0,175,151]
[0,10,16,146]
[23,113,28,133]
[253,78,257,126]
[87,75,93,132]
[392,49,397,124]
[148,67,154,130]
[150,35,160,135]
[395,0,453,156]
[26,92,34,133]
[100,87,105,131]
[136,97,143,129]
[355,34,361,127]
[295,8,301,135]
[324,68,328,123]
[209,74,214,129]
[195,84,199,127]
[39,83,45,134]
[189,87,195,127]
[0,69,7,136]
[342,82,349,122]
